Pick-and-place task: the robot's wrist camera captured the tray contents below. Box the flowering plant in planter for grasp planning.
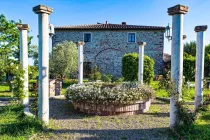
[65,82,155,105]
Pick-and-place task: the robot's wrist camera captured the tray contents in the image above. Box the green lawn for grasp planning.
[173,105,210,139]
[0,104,42,140]
[151,81,210,101]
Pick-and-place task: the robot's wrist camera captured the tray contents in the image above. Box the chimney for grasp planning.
[106,21,108,24]
[122,22,126,25]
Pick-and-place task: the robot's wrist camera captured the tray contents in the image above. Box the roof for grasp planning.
[54,23,166,31]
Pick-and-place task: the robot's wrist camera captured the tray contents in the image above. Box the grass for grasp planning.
[150,81,210,101]
[0,103,42,140]
[172,105,210,139]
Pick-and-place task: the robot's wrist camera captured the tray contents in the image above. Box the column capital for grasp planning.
[137,42,146,47]
[168,4,188,16]
[77,41,85,46]
[33,4,53,15]
[194,25,208,32]
[17,24,30,30]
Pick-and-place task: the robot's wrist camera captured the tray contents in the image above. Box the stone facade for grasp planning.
[52,30,164,78]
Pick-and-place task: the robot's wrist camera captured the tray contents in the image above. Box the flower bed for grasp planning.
[65,82,155,115]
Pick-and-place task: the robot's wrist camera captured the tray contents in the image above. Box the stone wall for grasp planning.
[52,30,164,78]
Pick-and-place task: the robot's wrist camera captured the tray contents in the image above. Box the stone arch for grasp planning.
[94,48,124,78]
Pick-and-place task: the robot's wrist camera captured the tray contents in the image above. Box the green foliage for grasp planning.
[184,41,196,56]
[65,82,155,104]
[0,103,42,139]
[101,74,113,82]
[122,53,138,81]
[89,65,101,81]
[176,100,196,125]
[173,105,210,140]
[115,77,124,82]
[144,55,155,84]
[9,64,25,100]
[50,41,78,79]
[183,53,196,81]
[28,65,38,80]
[122,53,155,84]
[30,45,38,66]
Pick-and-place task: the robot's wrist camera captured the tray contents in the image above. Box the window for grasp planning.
[84,33,91,42]
[128,33,136,42]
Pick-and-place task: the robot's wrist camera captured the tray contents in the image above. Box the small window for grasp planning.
[84,33,91,42]
[128,33,135,42]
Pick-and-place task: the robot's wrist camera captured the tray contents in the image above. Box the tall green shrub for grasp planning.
[122,53,138,81]
[183,53,195,81]
[122,53,155,84]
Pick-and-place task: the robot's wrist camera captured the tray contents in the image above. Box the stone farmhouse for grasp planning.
[52,21,165,78]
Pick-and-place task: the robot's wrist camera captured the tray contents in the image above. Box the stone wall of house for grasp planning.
[52,30,164,78]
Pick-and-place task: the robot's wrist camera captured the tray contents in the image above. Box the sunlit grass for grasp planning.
[0,104,42,140]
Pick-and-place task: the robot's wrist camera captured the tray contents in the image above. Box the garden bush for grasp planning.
[101,74,113,82]
[183,53,195,81]
[65,82,155,104]
[89,65,101,81]
[122,53,155,84]
[28,66,38,80]
[115,77,124,82]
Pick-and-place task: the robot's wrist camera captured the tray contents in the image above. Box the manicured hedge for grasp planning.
[183,54,196,81]
[122,53,155,84]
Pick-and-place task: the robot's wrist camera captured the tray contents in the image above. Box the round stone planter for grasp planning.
[72,99,151,116]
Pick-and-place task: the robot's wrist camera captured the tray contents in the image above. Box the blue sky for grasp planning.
[0,0,210,64]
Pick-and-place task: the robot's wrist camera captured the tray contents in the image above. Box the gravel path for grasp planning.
[34,99,171,140]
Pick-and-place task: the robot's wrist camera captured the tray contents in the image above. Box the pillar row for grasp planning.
[195,25,207,110]
[33,4,53,125]
[167,4,188,128]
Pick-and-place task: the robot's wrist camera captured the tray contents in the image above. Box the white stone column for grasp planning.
[33,5,53,125]
[17,24,29,108]
[195,25,207,110]
[137,42,146,84]
[77,42,85,84]
[168,4,188,128]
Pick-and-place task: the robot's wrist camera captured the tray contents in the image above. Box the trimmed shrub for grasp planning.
[183,53,195,81]
[122,53,138,81]
[122,53,155,84]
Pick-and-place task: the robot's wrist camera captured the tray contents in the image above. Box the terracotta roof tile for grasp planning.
[55,23,165,30]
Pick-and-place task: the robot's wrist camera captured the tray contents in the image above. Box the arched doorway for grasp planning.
[94,48,124,78]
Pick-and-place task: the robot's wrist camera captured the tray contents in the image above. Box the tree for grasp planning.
[184,41,196,56]
[49,41,78,79]
[30,45,38,67]
[0,14,33,80]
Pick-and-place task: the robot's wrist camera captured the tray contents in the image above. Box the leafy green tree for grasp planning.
[184,41,196,56]
[30,45,38,66]
[49,41,78,79]
[0,14,34,80]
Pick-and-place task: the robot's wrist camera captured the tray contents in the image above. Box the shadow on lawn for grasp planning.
[46,127,170,140]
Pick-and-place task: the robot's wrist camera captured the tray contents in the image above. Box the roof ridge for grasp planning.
[54,23,166,30]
